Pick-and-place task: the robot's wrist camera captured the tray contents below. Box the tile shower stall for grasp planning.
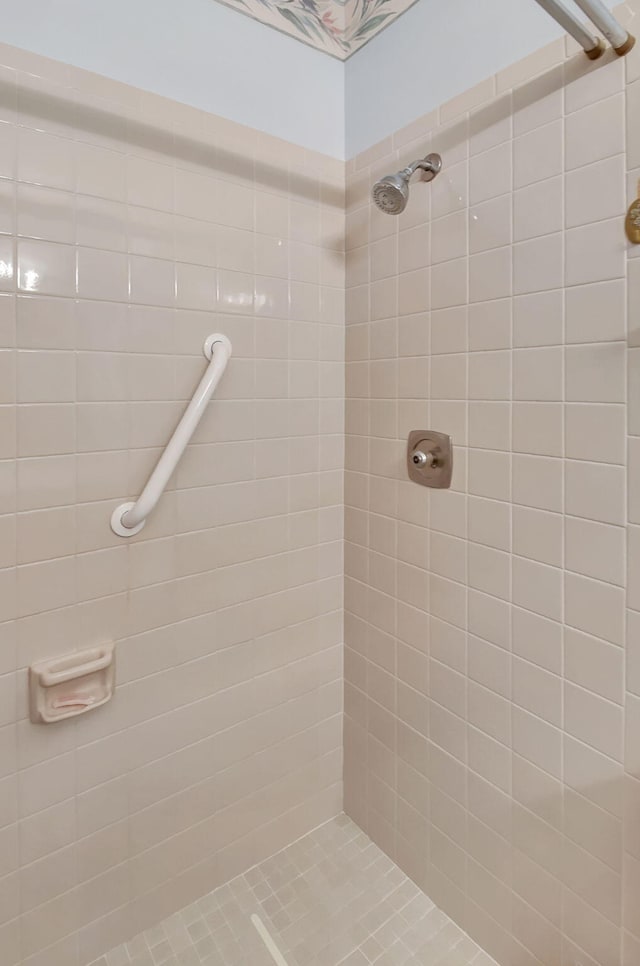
[1,2,640,965]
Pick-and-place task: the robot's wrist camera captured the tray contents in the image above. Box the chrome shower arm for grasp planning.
[404,154,442,182]
[401,161,425,178]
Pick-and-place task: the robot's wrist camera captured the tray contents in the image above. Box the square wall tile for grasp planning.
[514,176,562,242]
[514,234,563,295]
[565,93,625,170]
[469,247,511,303]
[566,279,625,344]
[565,155,625,228]
[566,343,625,404]
[17,240,74,297]
[470,142,512,204]
[514,119,563,188]
[566,218,626,286]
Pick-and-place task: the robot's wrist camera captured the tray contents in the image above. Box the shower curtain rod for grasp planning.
[532,0,635,58]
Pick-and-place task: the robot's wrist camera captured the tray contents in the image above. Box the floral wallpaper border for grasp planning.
[214,0,419,58]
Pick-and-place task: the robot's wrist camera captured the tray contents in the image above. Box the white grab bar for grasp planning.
[532,0,605,58]
[572,0,635,54]
[110,333,232,537]
[532,0,635,58]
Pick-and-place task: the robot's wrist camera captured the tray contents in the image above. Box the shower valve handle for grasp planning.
[412,450,436,468]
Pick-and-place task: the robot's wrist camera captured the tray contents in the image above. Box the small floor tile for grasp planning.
[90,816,497,966]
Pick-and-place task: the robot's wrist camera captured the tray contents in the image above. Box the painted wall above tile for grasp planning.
[214,0,418,57]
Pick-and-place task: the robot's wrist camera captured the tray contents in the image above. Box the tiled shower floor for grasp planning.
[90,815,496,966]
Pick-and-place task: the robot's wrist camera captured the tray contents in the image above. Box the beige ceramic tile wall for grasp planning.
[0,41,345,966]
[344,4,640,964]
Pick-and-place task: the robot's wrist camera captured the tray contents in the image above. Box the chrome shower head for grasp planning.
[372,172,410,215]
[372,153,442,215]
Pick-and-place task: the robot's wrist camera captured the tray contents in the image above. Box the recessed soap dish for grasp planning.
[29,643,115,724]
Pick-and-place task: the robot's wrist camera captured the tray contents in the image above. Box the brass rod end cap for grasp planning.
[585,38,606,60]
[614,33,636,56]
